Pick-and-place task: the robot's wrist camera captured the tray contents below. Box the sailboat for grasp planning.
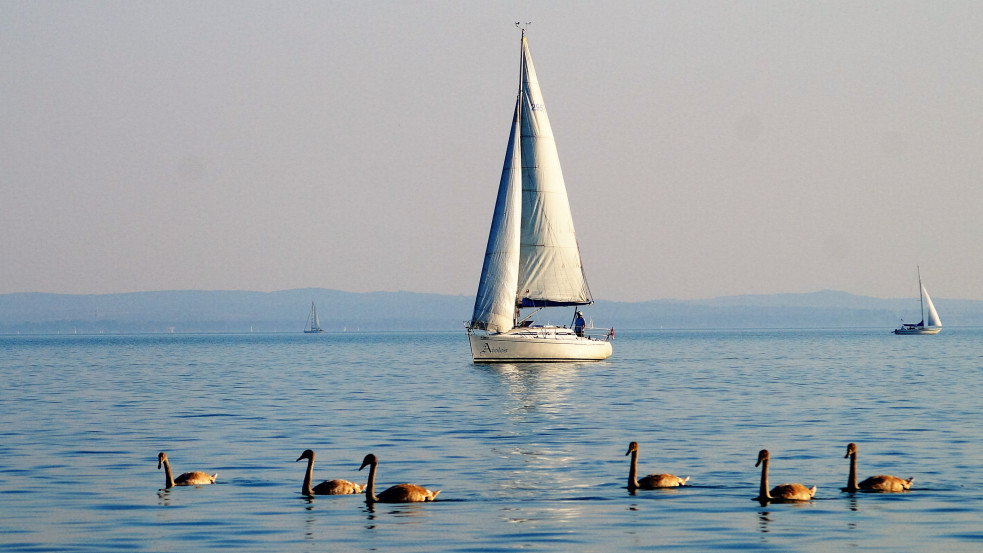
[894,268,941,335]
[466,29,613,363]
[304,301,325,333]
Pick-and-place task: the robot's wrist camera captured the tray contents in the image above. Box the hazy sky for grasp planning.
[3,1,982,301]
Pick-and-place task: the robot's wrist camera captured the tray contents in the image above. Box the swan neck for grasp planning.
[758,458,770,499]
[627,449,639,489]
[364,461,378,503]
[847,453,858,490]
[162,459,175,489]
[303,456,314,496]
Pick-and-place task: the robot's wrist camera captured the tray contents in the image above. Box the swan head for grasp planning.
[359,454,378,471]
[845,443,857,458]
[625,441,639,456]
[297,449,315,462]
[157,452,167,469]
[755,449,769,467]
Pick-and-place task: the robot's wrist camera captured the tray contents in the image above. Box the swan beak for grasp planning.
[755,459,762,467]
[157,460,162,469]
[296,456,303,462]
[359,460,369,471]
[625,448,631,456]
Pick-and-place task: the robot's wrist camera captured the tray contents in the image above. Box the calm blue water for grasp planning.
[2,329,982,552]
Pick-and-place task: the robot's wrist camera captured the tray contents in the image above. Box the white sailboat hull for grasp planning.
[469,327,612,362]
[893,326,941,335]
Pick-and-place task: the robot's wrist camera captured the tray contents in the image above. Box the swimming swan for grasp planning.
[842,443,913,492]
[358,453,440,503]
[157,452,217,489]
[625,441,690,490]
[754,449,816,502]
[296,449,364,496]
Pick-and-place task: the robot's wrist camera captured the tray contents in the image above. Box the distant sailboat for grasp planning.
[304,301,325,333]
[894,268,941,335]
[465,28,613,363]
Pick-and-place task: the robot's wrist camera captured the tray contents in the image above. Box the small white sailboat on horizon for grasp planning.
[465,28,613,363]
[304,301,325,334]
[894,268,941,335]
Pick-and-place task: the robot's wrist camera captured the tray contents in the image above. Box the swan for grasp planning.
[157,452,217,489]
[358,453,440,503]
[754,449,816,502]
[625,441,690,490]
[296,449,364,496]
[842,443,914,492]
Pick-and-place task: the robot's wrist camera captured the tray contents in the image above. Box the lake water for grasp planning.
[2,328,982,552]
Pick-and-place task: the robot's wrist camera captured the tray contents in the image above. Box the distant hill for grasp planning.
[1,288,982,334]
[0,289,473,334]
[599,290,983,330]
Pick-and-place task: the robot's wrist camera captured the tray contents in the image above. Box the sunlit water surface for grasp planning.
[2,329,982,552]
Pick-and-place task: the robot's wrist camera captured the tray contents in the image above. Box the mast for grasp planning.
[917,266,924,326]
[518,24,526,87]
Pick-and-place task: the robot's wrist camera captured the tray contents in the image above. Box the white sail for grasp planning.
[305,301,324,333]
[516,36,592,307]
[922,283,942,328]
[470,101,522,332]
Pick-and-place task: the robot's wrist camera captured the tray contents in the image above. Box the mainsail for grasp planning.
[470,33,592,332]
[922,283,942,328]
[516,35,592,308]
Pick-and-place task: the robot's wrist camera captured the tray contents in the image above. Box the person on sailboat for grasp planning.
[574,311,586,337]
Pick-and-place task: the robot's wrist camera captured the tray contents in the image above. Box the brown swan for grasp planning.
[157,452,217,488]
[358,453,440,503]
[625,441,690,490]
[754,449,816,502]
[296,449,364,496]
[842,443,914,492]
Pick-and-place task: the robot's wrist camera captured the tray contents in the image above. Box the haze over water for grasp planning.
[5,3,983,301]
[2,329,982,551]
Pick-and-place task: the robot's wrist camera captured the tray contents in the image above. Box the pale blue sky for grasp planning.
[3,1,981,301]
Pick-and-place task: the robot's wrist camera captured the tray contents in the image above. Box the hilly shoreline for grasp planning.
[3,289,983,334]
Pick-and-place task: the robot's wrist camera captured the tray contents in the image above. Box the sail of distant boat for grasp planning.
[304,301,325,333]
